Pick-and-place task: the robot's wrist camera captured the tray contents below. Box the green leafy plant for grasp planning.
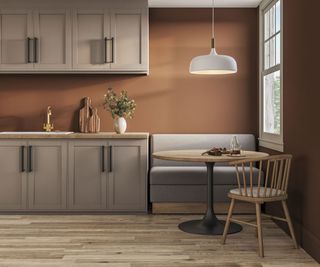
[103,88,136,119]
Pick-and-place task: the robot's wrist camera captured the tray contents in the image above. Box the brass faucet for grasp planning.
[43,106,54,132]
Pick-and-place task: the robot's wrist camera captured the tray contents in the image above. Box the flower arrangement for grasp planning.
[103,88,136,119]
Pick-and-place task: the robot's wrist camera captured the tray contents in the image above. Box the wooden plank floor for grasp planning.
[0,215,318,267]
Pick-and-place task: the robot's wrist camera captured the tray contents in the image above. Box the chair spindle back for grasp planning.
[230,155,292,198]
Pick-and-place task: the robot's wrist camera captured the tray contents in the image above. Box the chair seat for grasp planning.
[230,187,286,198]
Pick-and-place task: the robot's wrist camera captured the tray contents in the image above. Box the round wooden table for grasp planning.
[152,150,269,235]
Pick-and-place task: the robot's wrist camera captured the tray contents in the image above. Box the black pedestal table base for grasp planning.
[178,213,242,235]
[178,162,242,235]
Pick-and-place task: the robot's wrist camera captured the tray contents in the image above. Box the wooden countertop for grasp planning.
[0,132,149,139]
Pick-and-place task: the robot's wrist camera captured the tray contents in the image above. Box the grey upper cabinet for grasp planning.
[27,140,67,210]
[0,0,148,73]
[0,9,71,71]
[0,141,27,210]
[68,140,108,210]
[72,8,148,73]
[33,9,72,70]
[72,10,110,70]
[110,9,148,71]
[107,140,147,211]
[0,10,34,70]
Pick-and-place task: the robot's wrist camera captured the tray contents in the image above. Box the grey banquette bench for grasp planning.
[150,134,262,214]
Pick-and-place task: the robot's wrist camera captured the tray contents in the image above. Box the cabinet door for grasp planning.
[0,141,27,210]
[27,141,67,210]
[72,10,110,70]
[68,141,108,209]
[0,10,34,70]
[110,9,148,71]
[33,9,71,70]
[107,140,147,211]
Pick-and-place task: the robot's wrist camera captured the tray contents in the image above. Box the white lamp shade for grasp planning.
[189,48,237,75]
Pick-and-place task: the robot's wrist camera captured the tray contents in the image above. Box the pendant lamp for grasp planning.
[189,0,237,75]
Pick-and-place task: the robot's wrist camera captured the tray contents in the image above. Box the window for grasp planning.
[259,0,283,151]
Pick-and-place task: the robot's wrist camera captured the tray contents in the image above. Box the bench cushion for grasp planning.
[150,185,231,202]
[150,166,262,185]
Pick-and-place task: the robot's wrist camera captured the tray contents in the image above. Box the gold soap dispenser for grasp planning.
[43,106,54,132]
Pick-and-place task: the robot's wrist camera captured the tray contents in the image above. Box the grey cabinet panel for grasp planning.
[110,9,148,71]
[107,140,147,211]
[72,10,110,70]
[0,10,34,69]
[27,141,67,210]
[68,141,108,209]
[0,141,27,210]
[34,9,72,70]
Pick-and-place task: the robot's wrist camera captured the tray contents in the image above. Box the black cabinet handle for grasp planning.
[34,38,38,63]
[101,145,105,172]
[110,37,114,63]
[104,38,114,64]
[104,37,108,64]
[27,38,32,63]
[108,146,112,172]
[28,146,32,173]
[20,146,25,172]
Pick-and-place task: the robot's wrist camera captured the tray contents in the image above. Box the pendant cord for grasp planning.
[211,0,215,48]
[212,0,215,38]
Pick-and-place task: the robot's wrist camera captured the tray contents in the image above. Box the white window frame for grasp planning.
[259,0,284,152]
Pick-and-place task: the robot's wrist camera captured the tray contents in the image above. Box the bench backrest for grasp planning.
[151,134,256,167]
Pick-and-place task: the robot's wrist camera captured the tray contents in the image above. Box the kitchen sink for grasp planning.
[0,131,74,135]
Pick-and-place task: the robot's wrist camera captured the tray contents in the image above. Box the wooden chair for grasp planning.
[221,154,298,257]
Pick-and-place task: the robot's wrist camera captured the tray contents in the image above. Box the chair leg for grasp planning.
[221,198,235,245]
[256,203,264,257]
[282,200,298,249]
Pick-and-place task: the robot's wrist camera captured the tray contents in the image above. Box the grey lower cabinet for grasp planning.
[107,140,147,211]
[68,140,108,210]
[68,139,148,212]
[0,140,67,210]
[27,140,68,210]
[0,141,27,210]
[0,138,148,212]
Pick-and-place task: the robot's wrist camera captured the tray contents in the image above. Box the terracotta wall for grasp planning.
[0,8,258,134]
[263,0,320,262]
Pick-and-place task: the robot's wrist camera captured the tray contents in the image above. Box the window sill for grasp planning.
[259,138,284,152]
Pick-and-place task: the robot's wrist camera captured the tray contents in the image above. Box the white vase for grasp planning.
[114,117,127,134]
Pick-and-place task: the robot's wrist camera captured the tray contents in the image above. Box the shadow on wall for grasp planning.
[290,155,308,245]
[265,153,308,246]
[0,116,25,131]
[0,74,145,131]
[0,8,259,134]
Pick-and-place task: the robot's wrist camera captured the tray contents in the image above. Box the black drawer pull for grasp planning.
[101,145,105,172]
[108,146,112,172]
[20,146,25,172]
[28,146,32,172]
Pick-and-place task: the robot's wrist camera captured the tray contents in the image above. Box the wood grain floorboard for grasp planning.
[0,215,317,267]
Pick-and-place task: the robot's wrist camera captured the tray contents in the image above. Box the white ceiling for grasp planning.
[149,0,262,8]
